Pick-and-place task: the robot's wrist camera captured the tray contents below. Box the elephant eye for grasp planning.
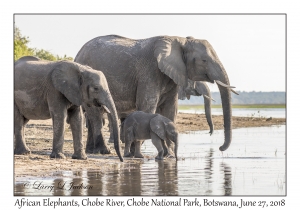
[94,87,99,91]
[202,59,207,63]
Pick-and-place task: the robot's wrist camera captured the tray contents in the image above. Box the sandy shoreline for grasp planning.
[14,113,285,178]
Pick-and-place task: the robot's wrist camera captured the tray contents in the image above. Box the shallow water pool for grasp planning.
[14,125,285,196]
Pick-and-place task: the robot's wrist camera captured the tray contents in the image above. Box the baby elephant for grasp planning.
[123,111,178,160]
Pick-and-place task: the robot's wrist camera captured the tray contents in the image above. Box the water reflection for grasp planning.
[119,163,142,195]
[204,148,214,195]
[53,178,65,196]
[220,162,232,196]
[14,126,286,196]
[14,181,25,196]
[70,173,85,196]
[204,148,214,183]
[156,161,178,195]
[86,171,103,195]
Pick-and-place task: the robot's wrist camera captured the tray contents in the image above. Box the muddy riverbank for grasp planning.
[14,113,285,178]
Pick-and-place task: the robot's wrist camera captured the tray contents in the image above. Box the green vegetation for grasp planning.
[178,104,286,110]
[14,27,34,60]
[14,26,73,61]
[34,49,72,61]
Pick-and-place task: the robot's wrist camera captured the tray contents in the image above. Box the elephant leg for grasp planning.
[134,86,161,157]
[156,86,178,122]
[85,117,108,154]
[108,120,114,143]
[127,116,135,156]
[123,130,132,157]
[134,140,144,158]
[67,106,87,160]
[14,103,30,155]
[162,140,169,157]
[86,115,109,155]
[85,118,94,153]
[120,117,126,143]
[50,109,66,159]
[94,134,110,154]
[123,126,139,158]
[150,132,164,160]
[156,93,178,157]
[130,141,136,157]
[93,115,110,154]
[85,106,110,154]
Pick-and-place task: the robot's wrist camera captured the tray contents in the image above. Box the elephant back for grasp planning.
[15,56,40,66]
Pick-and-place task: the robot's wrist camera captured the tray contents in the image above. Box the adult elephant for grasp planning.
[178,80,215,135]
[14,56,123,161]
[75,35,235,152]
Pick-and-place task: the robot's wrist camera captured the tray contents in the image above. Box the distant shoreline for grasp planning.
[178,104,286,109]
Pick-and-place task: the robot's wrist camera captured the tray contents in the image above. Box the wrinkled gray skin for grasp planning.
[82,106,112,155]
[123,111,178,160]
[75,35,234,152]
[14,56,123,162]
[178,80,214,135]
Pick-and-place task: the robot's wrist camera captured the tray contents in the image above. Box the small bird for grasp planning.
[266,117,272,121]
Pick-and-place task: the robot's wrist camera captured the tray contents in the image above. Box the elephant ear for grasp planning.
[51,61,83,106]
[150,115,168,140]
[154,37,188,87]
[178,86,187,100]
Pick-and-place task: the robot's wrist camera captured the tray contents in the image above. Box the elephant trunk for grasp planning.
[174,135,178,160]
[199,82,214,135]
[104,93,123,162]
[216,79,232,151]
[203,94,214,135]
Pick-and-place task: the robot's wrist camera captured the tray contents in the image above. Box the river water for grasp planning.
[15,125,286,196]
[179,108,285,118]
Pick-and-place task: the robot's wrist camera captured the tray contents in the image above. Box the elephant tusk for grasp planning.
[102,105,111,114]
[204,94,216,102]
[215,80,236,88]
[231,89,239,95]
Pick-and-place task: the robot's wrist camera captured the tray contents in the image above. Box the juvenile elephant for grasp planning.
[14,56,123,161]
[123,111,178,160]
[75,35,237,152]
[178,80,215,135]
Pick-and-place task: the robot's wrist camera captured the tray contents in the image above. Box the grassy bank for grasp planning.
[178,104,286,110]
